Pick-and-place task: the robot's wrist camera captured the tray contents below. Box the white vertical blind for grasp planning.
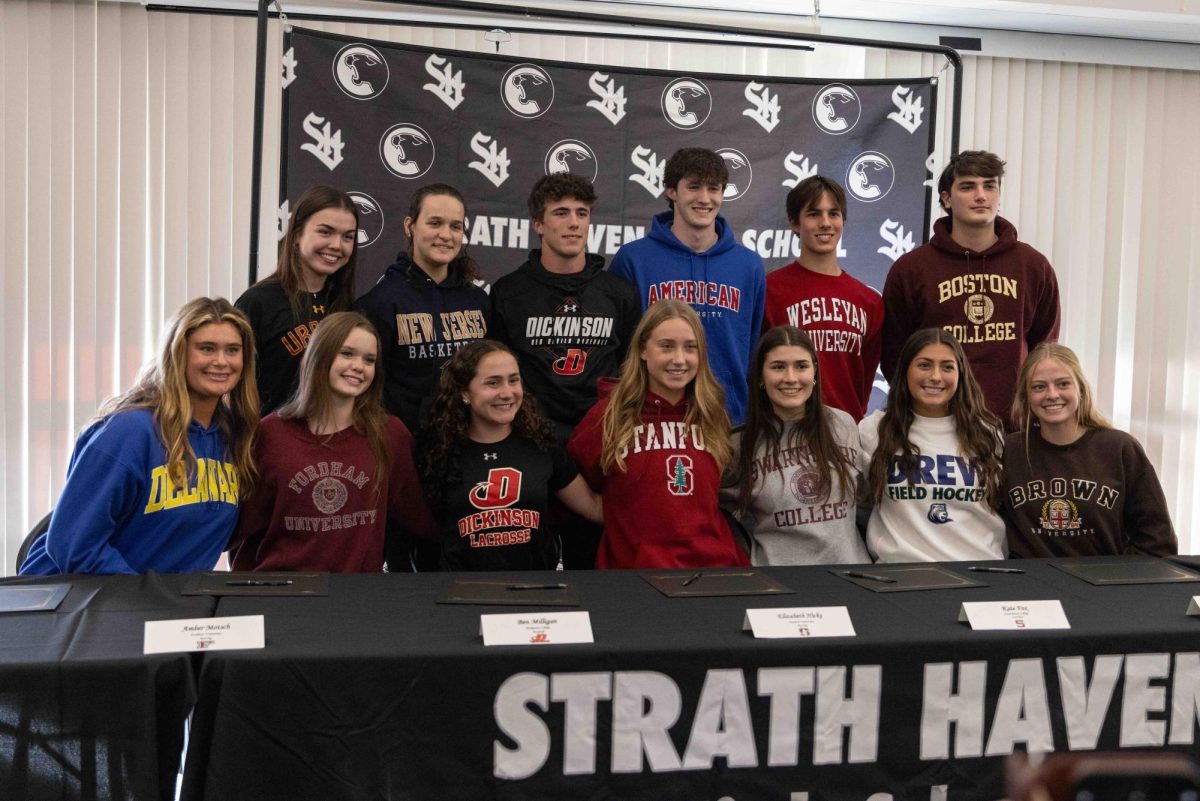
[2,0,1198,573]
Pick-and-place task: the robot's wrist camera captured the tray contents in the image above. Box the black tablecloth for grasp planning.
[0,572,216,801]
[179,558,1200,801]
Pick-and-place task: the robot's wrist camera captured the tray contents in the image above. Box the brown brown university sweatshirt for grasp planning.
[1001,427,1176,558]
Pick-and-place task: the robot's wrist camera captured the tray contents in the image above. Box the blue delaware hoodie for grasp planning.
[19,409,240,575]
[609,210,765,425]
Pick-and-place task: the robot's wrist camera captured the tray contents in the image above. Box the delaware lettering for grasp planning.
[144,459,238,512]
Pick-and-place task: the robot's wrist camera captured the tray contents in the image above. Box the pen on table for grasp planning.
[844,571,897,584]
[225,579,294,586]
[966,566,1025,574]
[680,572,703,587]
[506,583,567,591]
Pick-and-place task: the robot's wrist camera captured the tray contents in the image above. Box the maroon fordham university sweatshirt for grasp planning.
[230,414,435,572]
[880,216,1060,428]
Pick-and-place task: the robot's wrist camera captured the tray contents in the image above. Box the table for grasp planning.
[178,558,1200,801]
[0,573,216,801]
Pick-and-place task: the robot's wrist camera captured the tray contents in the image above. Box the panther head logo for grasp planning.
[347,191,384,247]
[379,124,434,179]
[717,148,753,201]
[333,44,389,99]
[846,151,895,203]
[661,78,712,130]
[544,139,598,183]
[812,84,861,134]
[501,64,555,118]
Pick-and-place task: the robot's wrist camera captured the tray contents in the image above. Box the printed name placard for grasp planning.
[958,600,1069,630]
[1187,597,1200,616]
[743,606,856,639]
[480,611,593,646]
[144,615,265,654]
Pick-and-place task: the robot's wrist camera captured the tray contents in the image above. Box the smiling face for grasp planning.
[465,350,523,439]
[328,326,377,401]
[762,344,815,421]
[666,173,724,234]
[405,193,465,276]
[296,207,357,291]
[534,196,590,267]
[940,173,1001,231]
[640,317,699,404]
[906,343,959,417]
[1027,357,1082,436]
[792,190,844,258]
[186,321,245,406]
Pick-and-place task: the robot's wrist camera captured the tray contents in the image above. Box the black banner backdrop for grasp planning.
[279,27,938,297]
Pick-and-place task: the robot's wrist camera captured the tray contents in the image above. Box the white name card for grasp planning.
[480,611,593,646]
[1187,597,1200,616]
[743,606,856,639]
[958,600,1069,630]
[144,614,265,654]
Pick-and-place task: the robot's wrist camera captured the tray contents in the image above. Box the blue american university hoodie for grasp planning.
[610,210,766,425]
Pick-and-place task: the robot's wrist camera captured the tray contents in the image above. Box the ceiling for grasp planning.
[624,0,1200,44]
[138,0,1200,45]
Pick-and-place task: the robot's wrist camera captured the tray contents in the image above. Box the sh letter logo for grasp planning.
[423,54,464,109]
[300,113,344,171]
[586,71,627,125]
[743,81,780,133]
[629,145,665,198]
[470,467,523,510]
[468,132,511,188]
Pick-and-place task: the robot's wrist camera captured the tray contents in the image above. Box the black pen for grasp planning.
[680,572,703,587]
[225,579,294,586]
[966,567,1025,574]
[506,583,567,591]
[844,571,897,584]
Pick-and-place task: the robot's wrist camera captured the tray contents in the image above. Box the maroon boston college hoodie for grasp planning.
[880,216,1060,428]
[568,387,748,570]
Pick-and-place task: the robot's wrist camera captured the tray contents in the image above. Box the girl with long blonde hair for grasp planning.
[1002,342,1175,557]
[568,299,747,568]
[21,297,258,575]
[229,312,435,572]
